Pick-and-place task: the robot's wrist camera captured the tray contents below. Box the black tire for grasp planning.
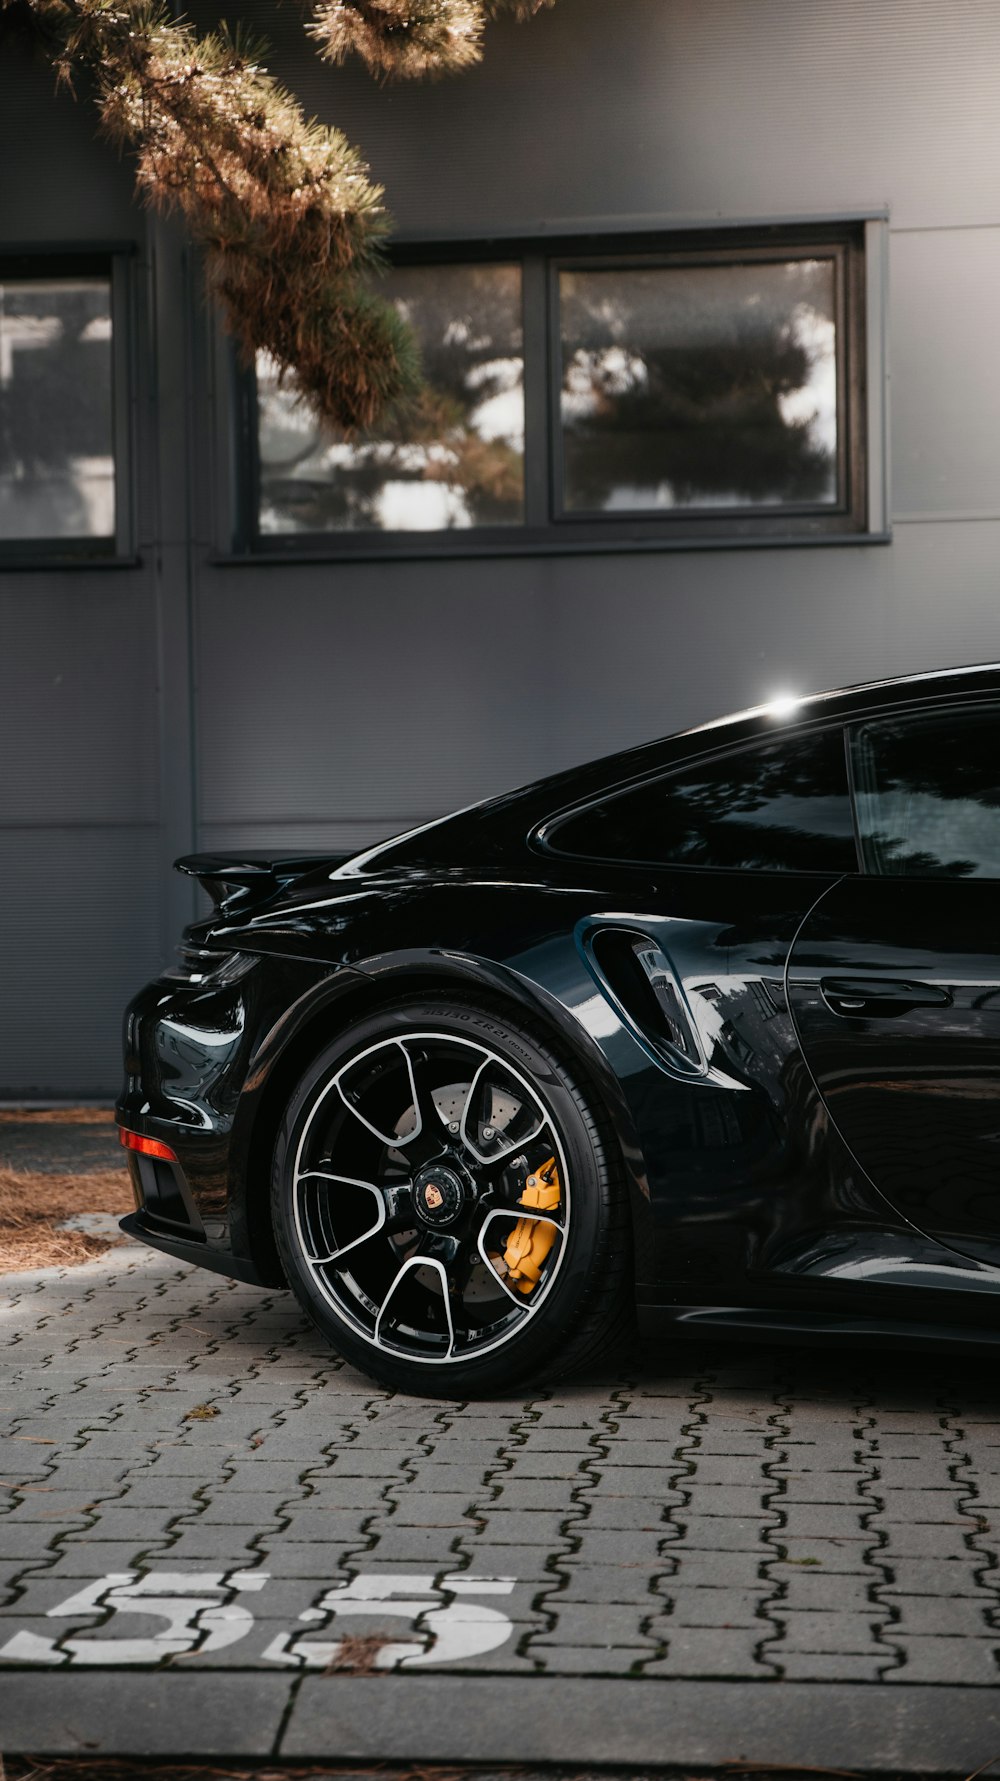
[270,997,634,1396]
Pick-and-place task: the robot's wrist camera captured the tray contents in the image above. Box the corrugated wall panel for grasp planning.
[188,0,1000,235]
[890,229,1000,518]
[0,581,159,824]
[0,46,179,1097]
[0,827,162,1097]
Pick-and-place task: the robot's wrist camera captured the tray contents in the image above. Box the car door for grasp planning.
[539,717,865,1282]
[786,699,1000,1267]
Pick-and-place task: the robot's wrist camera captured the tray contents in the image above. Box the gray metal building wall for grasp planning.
[3,0,1000,1096]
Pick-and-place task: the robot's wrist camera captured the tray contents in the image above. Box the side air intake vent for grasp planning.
[581,924,708,1077]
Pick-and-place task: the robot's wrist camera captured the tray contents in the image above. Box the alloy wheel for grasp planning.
[290,1030,571,1366]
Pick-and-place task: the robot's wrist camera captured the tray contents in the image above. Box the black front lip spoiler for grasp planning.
[119,1211,267,1287]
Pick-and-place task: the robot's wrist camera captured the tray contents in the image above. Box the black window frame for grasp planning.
[0,246,135,569]
[534,720,862,877]
[233,219,874,563]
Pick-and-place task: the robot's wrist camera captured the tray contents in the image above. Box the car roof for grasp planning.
[680,659,1000,740]
[337,660,1000,878]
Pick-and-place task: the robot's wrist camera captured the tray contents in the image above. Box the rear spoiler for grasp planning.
[175,850,355,913]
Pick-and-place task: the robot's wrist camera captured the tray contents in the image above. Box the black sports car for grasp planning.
[118,661,1000,1393]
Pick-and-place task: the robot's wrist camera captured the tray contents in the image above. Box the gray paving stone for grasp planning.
[0,1670,292,1754]
[672,1515,776,1551]
[777,1652,894,1681]
[245,1543,370,1577]
[679,1483,775,1517]
[887,1635,1000,1683]
[469,1510,570,1543]
[651,1585,764,1627]
[780,1504,880,1537]
[341,1527,462,1563]
[959,1476,1000,1506]
[534,1643,649,1673]
[408,1455,499,1484]
[777,1473,867,1503]
[568,1496,670,1531]
[886,1594,995,1636]
[154,1529,275,1560]
[769,1609,887,1653]
[321,1446,422,1474]
[883,1556,993,1595]
[643,1626,774,1677]
[445,1544,553,1581]
[536,1602,656,1646]
[0,1524,63,1558]
[773,1572,875,1611]
[377,1503,481,1531]
[875,1489,969,1520]
[544,1562,665,1604]
[876,1521,981,1559]
[22,1541,177,1577]
[597,1439,687,1466]
[63,1507,169,1541]
[676,1456,773,1485]
[196,1493,296,1524]
[273,1509,380,1541]
[489,1478,580,1511]
[516,1427,608,1451]
[588,1465,684,1497]
[666,1550,762,1587]
[3,1492,97,1521]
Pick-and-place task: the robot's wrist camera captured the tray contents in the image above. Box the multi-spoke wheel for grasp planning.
[271,1000,632,1395]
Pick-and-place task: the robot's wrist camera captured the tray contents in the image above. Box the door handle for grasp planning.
[820,977,952,1019]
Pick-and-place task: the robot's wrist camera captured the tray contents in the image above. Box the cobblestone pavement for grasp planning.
[3,1121,1000,1762]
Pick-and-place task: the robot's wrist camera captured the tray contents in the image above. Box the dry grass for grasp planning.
[0,1106,114,1124]
[323,1632,397,1675]
[0,1165,132,1272]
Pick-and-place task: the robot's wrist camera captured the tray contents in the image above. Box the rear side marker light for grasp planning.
[119,1128,179,1163]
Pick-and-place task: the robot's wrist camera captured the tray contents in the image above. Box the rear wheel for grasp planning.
[270,998,633,1395]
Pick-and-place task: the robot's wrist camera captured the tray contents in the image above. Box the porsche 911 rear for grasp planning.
[119,663,1000,1392]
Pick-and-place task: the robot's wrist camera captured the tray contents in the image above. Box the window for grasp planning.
[241,222,874,557]
[257,262,524,536]
[0,257,127,556]
[852,707,1000,879]
[558,258,837,515]
[541,727,857,873]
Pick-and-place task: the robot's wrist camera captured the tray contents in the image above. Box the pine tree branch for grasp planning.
[8,0,420,428]
[2,0,556,425]
[307,0,554,80]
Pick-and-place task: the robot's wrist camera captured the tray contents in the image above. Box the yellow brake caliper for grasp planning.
[502,1157,561,1294]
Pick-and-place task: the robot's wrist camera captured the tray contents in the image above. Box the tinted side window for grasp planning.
[545,728,856,872]
[852,707,1000,879]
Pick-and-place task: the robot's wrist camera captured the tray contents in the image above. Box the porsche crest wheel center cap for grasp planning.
[414,1163,466,1227]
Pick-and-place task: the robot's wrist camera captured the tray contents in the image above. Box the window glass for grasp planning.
[0,277,115,541]
[546,728,856,873]
[559,258,837,514]
[852,708,1000,878]
[257,263,524,534]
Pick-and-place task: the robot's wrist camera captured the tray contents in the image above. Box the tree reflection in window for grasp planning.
[257,263,524,533]
[559,258,837,514]
[853,712,1000,879]
[0,278,114,542]
[547,729,856,874]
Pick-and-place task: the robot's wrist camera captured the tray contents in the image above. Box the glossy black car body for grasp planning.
[118,662,1000,1361]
